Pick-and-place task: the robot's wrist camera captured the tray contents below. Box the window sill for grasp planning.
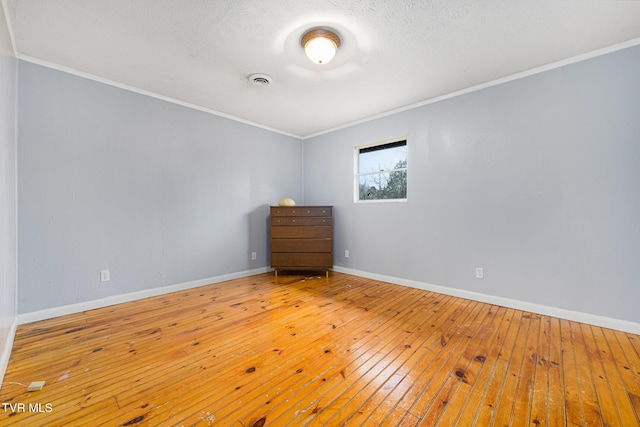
[354,198,408,204]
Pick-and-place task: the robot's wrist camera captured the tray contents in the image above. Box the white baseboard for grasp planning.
[17,267,271,325]
[0,317,18,391]
[333,266,640,335]
[15,265,640,335]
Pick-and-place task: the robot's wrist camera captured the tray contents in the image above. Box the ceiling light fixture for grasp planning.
[301,28,341,64]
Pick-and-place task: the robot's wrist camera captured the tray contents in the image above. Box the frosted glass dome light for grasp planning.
[301,28,341,65]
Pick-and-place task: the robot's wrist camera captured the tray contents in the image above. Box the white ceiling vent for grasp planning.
[248,73,272,86]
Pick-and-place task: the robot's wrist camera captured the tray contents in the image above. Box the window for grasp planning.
[355,138,407,202]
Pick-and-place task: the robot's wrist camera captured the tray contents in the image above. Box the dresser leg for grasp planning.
[275,269,278,282]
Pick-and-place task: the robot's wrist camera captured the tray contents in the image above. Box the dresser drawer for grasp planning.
[271,206,332,217]
[271,253,333,268]
[271,216,332,226]
[271,238,332,253]
[271,226,332,239]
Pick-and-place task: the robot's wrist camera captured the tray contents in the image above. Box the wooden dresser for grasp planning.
[270,206,333,278]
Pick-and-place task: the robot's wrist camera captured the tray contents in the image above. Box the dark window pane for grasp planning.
[359,144,407,174]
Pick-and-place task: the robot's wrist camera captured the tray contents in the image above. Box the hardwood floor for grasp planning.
[1,272,639,426]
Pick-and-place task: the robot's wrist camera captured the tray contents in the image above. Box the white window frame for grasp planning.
[354,136,408,203]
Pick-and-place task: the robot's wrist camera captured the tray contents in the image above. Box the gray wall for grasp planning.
[303,45,640,324]
[0,7,18,379]
[14,44,640,325]
[18,62,302,313]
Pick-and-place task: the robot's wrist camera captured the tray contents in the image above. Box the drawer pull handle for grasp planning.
[292,219,296,223]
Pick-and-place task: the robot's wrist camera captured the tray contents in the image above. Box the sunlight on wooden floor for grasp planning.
[1,272,639,426]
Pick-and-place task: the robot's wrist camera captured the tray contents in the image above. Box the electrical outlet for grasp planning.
[100,270,110,282]
[251,252,257,261]
[344,250,350,258]
[475,267,484,279]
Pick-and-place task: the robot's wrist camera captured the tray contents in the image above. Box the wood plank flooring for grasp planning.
[1,272,639,426]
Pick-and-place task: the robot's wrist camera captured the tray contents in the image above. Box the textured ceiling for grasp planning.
[4,0,640,137]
